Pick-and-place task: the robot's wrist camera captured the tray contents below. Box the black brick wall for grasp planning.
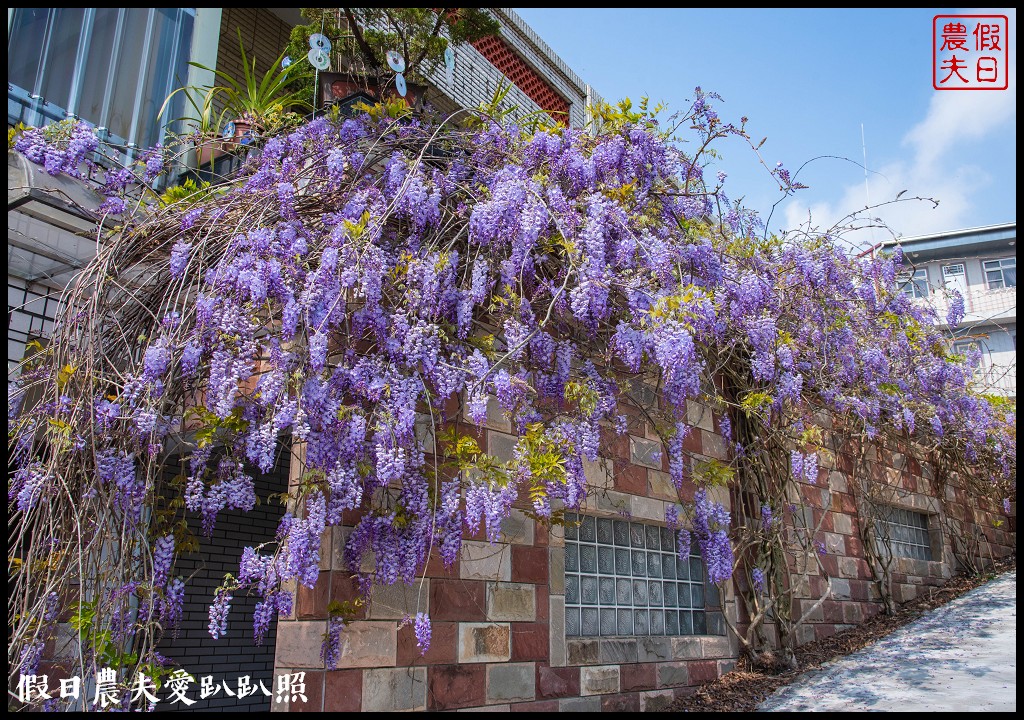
[157,443,290,712]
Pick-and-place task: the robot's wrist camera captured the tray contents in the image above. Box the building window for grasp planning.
[983,258,1016,290]
[951,338,989,372]
[564,514,707,637]
[900,268,929,298]
[8,8,195,152]
[877,507,933,561]
[8,282,62,372]
[951,339,979,357]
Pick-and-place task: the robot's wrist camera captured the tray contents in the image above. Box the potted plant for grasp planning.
[160,32,313,170]
[195,33,313,142]
[159,84,227,171]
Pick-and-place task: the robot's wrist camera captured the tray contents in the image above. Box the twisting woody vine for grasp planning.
[8,92,1014,707]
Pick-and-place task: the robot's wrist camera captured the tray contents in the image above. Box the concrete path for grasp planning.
[759,571,1016,712]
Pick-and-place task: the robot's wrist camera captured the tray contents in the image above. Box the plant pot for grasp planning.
[193,121,256,170]
[221,119,256,153]
[194,137,224,170]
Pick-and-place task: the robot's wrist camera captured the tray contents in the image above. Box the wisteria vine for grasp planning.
[8,93,1014,703]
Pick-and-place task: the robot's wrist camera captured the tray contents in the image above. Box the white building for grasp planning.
[884,222,1016,398]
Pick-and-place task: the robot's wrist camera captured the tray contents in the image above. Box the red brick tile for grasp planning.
[424,546,458,577]
[819,511,834,532]
[429,577,486,621]
[38,662,73,684]
[340,508,363,526]
[511,699,559,712]
[290,670,324,712]
[324,669,362,712]
[512,495,536,512]
[675,478,697,504]
[686,660,718,685]
[820,555,839,577]
[511,622,549,662]
[397,620,457,666]
[297,571,330,619]
[613,460,647,494]
[441,392,461,418]
[602,692,640,712]
[620,662,656,692]
[908,456,921,476]
[536,664,579,700]
[512,545,548,584]
[841,493,858,514]
[535,522,549,547]
[601,426,631,461]
[683,427,703,454]
[428,664,486,710]
[836,452,854,474]
[814,623,837,641]
[822,600,843,623]
[329,573,366,619]
[800,484,822,507]
[535,585,549,622]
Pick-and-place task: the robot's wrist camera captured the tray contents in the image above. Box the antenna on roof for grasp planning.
[862,122,876,245]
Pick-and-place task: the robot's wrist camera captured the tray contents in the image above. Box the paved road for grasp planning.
[759,571,1016,712]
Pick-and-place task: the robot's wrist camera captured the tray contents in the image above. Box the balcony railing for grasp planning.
[968,285,1016,319]
[975,362,1017,398]
[911,284,1015,325]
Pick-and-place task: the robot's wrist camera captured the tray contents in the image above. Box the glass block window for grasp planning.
[563,513,707,637]
[877,507,933,561]
[983,258,1016,290]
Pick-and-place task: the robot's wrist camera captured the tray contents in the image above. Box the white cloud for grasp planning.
[781,9,1016,249]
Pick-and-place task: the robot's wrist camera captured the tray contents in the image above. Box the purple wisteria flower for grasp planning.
[170,240,192,278]
[751,567,766,594]
[208,588,233,639]
[152,534,175,588]
[691,489,733,584]
[162,578,185,630]
[414,612,432,655]
[322,616,345,669]
[946,291,965,327]
[8,98,1016,677]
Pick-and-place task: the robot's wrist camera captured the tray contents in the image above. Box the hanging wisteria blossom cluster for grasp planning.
[8,92,1015,692]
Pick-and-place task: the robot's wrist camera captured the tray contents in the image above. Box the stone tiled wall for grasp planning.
[737,420,1016,648]
[271,400,740,712]
[270,400,1014,712]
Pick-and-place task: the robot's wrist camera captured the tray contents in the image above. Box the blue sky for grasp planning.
[516,8,1016,248]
